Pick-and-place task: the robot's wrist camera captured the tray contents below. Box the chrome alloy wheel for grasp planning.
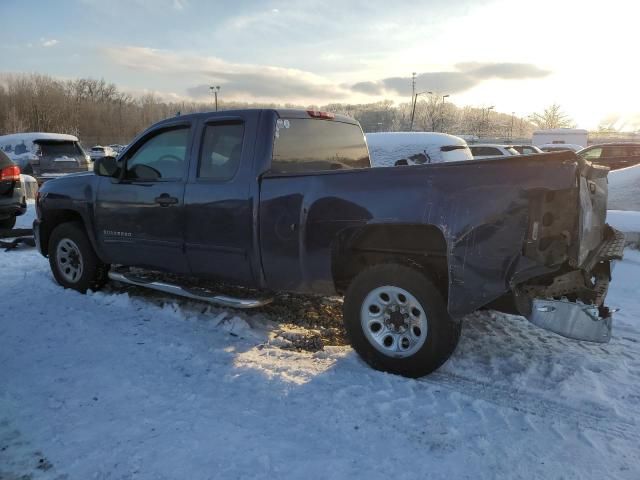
[360,285,428,358]
[56,238,84,283]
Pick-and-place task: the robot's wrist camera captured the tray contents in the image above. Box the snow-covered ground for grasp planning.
[2,204,640,479]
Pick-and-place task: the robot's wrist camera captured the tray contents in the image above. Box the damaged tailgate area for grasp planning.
[516,159,625,343]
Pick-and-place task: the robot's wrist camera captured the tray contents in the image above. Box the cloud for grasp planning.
[41,39,59,47]
[351,62,551,97]
[103,46,351,102]
[102,46,550,104]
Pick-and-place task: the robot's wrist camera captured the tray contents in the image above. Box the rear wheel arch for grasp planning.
[332,224,450,298]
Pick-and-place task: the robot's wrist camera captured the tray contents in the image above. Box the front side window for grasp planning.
[581,147,602,160]
[126,127,189,181]
[272,118,370,174]
[198,122,244,180]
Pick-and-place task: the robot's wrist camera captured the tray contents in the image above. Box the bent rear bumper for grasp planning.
[528,298,613,343]
[525,226,625,343]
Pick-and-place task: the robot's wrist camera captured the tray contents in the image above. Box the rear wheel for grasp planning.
[48,222,109,293]
[0,215,17,230]
[343,264,460,378]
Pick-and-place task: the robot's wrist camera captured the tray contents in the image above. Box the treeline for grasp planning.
[0,73,536,146]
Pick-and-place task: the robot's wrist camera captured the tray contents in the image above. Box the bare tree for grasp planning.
[528,103,575,129]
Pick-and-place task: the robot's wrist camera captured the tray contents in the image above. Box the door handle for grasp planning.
[155,194,179,207]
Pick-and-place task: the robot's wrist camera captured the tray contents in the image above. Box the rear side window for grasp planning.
[471,146,502,156]
[271,118,370,174]
[198,122,244,180]
[605,146,630,157]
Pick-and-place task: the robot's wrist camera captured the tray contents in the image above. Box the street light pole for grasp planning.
[483,105,494,138]
[210,85,220,111]
[410,90,432,131]
[440,94,450,132]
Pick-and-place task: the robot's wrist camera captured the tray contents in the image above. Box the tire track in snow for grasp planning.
[419,371,640,442]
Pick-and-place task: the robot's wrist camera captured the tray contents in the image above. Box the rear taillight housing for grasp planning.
[0,165,20,181]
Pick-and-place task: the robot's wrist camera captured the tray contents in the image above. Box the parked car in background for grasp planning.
[469,144,520,159]
[539,144,583,153]
[366,132,473,166]
[509,144,544,155]
[532,128,588,148]
[108,144,127,156]
[0,133,92,184]
[577,143,640,170]
[0,150,27,230]
[90,145,117,160]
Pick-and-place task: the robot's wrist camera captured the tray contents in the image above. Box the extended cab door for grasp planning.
[183,113,259,286]
[94,121,193,273]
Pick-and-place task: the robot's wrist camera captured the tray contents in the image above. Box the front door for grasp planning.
[95,123,193,273]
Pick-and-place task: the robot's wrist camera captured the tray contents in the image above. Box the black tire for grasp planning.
[343,264,461,378]
[0,215,17,230]
[48,221,109,293]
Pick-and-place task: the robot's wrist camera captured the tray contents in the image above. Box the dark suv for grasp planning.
[0,151,27,230]
[578,143,640,170]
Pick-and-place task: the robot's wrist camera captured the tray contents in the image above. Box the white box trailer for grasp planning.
[532,129,588,148]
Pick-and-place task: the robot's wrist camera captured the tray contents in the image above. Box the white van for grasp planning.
[366,132,473,167]
[0,132,92,183]
[532,129,588,148]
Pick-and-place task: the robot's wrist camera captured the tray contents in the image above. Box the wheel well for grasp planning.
[332,224,449,299]
[40,210,85,256]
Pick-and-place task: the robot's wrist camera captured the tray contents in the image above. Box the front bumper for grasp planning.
[525,226,625,343]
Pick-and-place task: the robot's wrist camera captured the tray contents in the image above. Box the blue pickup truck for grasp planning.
[34,109,624,377]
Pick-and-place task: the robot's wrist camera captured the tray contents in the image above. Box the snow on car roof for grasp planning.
[0,132,79,143]
[366,132,470,167]
[366,132,467,148]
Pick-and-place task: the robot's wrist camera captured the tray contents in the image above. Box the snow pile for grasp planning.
[2,206,640,479]
[608,164,640,211]
[366,132,472,167]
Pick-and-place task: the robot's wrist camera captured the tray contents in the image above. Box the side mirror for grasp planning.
[394,159,409,166]
[94,156,120,177]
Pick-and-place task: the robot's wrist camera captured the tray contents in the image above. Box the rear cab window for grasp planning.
[36,140,85,158]
[271,117,370,174]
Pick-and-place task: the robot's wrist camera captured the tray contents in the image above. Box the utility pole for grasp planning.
[510,112,515,140]
[411,72,416,103]
[210,85,220,111]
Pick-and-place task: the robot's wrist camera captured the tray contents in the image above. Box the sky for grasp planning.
[1,0,639,129]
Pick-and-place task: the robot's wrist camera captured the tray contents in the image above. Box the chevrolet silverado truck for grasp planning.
[34,109,625,377]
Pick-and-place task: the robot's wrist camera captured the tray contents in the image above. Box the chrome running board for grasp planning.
[108,271,273,309]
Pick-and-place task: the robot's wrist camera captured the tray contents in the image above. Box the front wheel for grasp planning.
[48,222,109,293]
[343,264,460,378]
